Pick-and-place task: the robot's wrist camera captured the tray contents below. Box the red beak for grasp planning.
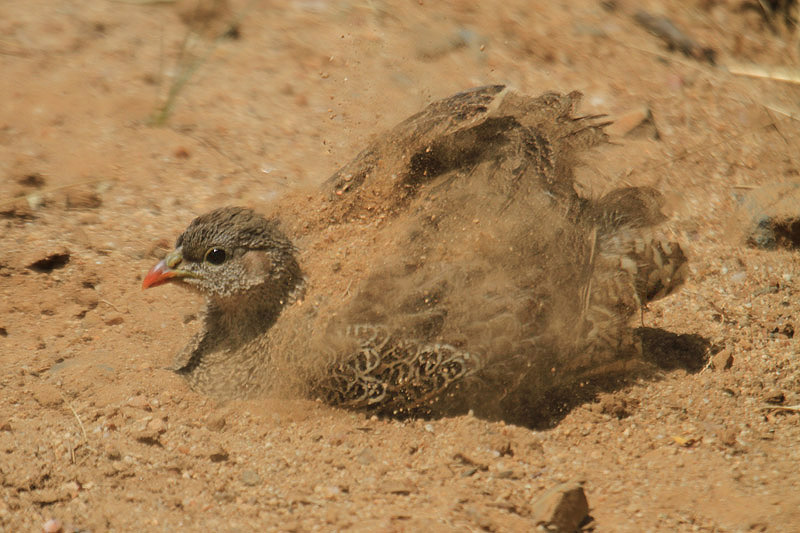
[142,259,176,289]
[142,251,191,289]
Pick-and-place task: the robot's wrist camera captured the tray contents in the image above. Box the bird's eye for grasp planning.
[204,247,227,265]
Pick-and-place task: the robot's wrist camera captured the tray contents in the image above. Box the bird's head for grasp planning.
[142,207,300,304]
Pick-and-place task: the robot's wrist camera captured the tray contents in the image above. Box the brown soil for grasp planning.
[2,0,800,531]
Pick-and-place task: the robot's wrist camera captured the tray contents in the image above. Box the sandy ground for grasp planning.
[2,0,800,531]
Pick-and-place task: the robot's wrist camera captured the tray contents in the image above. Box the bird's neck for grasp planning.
[206,278,304,343]
[175,261,305,398]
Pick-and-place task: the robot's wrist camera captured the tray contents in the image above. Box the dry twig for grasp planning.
[763,404,800,413]
[61,393,88,443]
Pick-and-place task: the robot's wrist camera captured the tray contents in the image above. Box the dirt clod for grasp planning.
[32,383,63,408]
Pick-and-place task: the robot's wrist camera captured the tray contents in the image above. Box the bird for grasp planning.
[142,85,687,421]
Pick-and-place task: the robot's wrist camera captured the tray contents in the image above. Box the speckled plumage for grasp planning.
[143,86,688,419]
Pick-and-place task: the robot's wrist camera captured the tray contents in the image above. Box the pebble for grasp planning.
[530,480,589,532]
[127,395,152,411]
[711,348,734,371]
[206,412,226,431]
[239,469,261,486]
[146,417,167,435]
[42,519,63,533]
[717,427,738,448]
[27,192,45,210]
[132,422,164,445]
[208,444,229,462]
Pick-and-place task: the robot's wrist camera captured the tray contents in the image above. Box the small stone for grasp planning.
[26,192,45,210]
[530,480,590,532]
[127,395,152,411]
[711,348,734,371]
[424,423,435,433]
[208,444,229,462]
[717,427,738,448]
[132,422,163,445]
[146,417,167,435]
[240,469,261,486]
[672,435,698,447]
[206,412,226,431]
[42,518,63,533]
